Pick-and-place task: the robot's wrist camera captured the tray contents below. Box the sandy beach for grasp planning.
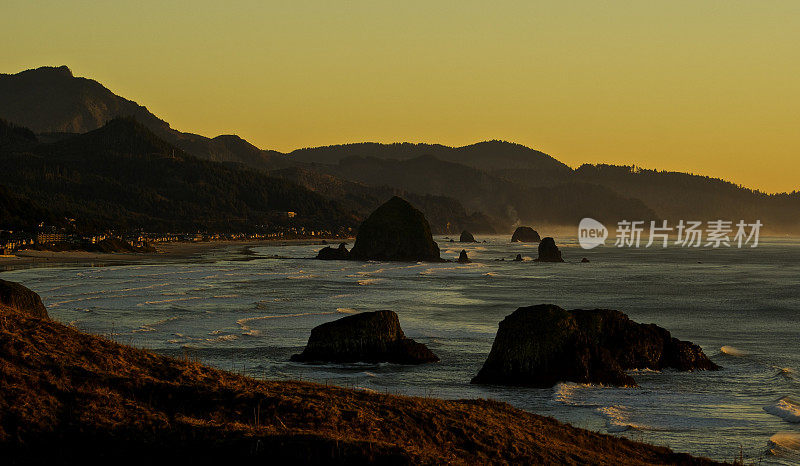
[0,238,349,270]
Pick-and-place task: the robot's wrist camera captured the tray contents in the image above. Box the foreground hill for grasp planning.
[0,294,721,464]
[0,118,354,232]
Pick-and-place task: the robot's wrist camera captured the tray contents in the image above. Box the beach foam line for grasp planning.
[764,396,800,423]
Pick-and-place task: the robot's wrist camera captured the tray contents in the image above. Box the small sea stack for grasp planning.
[348,197,442,262]
[534,237,564,262]
[511,227,541,243]
[581,257,590,263]
[0,279,48,319]
[472,304,718,387]
[459,230,477,243]
[291,310,439,364]
[457,250,471,263]
[316,243,350,260]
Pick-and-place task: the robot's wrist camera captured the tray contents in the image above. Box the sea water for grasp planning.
[3,236,799,464]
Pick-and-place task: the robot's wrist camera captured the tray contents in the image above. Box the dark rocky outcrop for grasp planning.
[348,197,441,262]
[511,227,541,243]
[0,279,48,319]
[581,257,590,263]
[513,254,524,262]
[459,230,477,243]
[534,237,564,262]
[316,243,350,260]
[291,310,438,364]
[457,250,471,263]
[472,305,718,387]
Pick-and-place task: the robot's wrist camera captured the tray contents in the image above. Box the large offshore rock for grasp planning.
[0,279,48,319]
[457,250,471,263]
[534,237,564,262]
[472,304,718,387]
[511,227,541,243]
[291,310,439,364]
[348,197,441,262]
[459,230,477,243]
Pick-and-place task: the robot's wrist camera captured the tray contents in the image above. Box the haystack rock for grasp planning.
[513,254,523,262]
[316,243,350,260]
[472,304,718,387]
[459,230,477,243]
[534,237,564,262]
[511,227,541,243]
[0,279,48,319]
[348,197,441,262]
[457,250,471,263]
[291,310,439,364]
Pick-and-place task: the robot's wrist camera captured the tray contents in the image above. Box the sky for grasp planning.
[2,1,799,193]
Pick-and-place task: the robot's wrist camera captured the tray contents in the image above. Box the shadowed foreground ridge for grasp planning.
[0,293,721,464]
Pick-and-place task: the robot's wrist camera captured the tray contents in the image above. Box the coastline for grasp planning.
[0,238,349,270]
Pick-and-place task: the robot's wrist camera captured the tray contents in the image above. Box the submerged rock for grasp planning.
[472,304,718,387]
[581,257,590,263]
[534,237,564,262]
[349,197,441,262]
[459,230,477,243]
[316,243,350,260]
[291,310,439,364]
[511,227,541,243]
[457,250,471,263]
[0,279,48,319]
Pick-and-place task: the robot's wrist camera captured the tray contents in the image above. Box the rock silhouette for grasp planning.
[457,250,471,263]
[348,197,441,262]
[511,227,541,243]
[316,243,350,260]
[0,279,48,319]
[581,257,590,263]
[472,304,718,387]
[291,310,439,364]
[459,230,477,242]
[513,254,523,262]
[534,237,564,262]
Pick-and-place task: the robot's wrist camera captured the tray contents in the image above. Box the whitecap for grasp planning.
[720,345,748,357]
[336,308,358,314]
[764,396,800,423]
[768,432,800,459]
[357,278,383,286]
[596,405,650,433]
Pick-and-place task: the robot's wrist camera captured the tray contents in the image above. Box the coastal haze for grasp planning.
[1,2,798,465]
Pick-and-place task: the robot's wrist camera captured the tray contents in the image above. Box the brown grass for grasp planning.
[0,305,724,465]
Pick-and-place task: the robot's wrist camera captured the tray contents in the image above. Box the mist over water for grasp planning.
[4,236,799,464]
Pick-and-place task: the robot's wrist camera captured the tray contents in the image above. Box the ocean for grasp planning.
[3,236,799,464]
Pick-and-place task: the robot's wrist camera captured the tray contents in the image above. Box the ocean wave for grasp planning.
[236,311,338,335]
[773,367,797,381]
[764,396,800,423]
[336,308,358,314]
[720,345,748,357]
[357,278,383,286]
[596,405,650,433]
[767,432,800,459]
[552,382,587,406]
[143,296,202,305]
[484,272,498,277]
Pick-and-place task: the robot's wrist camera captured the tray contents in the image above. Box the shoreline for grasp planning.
[0,238,351,270]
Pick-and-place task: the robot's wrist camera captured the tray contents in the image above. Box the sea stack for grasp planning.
[291,310,439,364]
[511,227,541,243]
[457,250,471,263]
[348,197,441,262]
[0,279,48,319]
[534,237,564,262]
[472,304,718,387]
[459,230,477,243]
[316,243,350,260]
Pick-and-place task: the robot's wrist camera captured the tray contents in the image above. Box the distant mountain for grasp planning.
[0,66,280,170]
[0,118,354,233]
[301,154,657,227]
[289,140,571,174]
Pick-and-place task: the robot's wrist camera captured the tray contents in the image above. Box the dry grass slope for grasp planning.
[0,304,724,465]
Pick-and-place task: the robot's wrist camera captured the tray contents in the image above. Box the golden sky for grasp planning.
[2,1,798,193]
